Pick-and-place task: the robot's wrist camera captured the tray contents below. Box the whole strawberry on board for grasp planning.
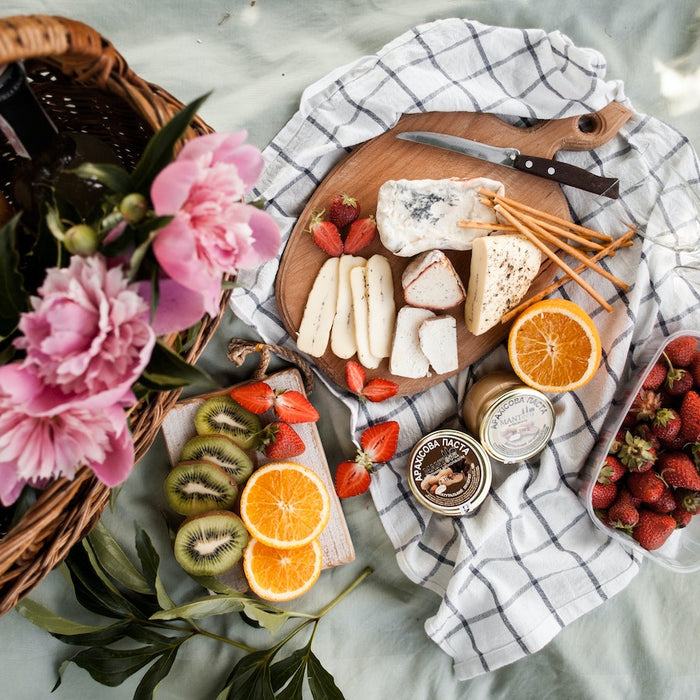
[328,192,360,229]
[335,421,400,498]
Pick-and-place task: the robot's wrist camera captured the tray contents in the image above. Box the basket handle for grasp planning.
[226,339,315,395]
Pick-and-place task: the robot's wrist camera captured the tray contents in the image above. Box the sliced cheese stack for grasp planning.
[376,176,505,257]
[464,234,541,336]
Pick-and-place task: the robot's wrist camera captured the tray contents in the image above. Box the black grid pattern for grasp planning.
[232,18,700,680]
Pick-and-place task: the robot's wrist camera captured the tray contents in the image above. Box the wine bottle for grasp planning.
[0,61,119,222]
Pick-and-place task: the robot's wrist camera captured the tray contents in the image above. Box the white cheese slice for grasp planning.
[419,315,458,375]
[350,265,381,369]
[389,306,435,378]
[331,255,366,359]
[376,177,505,257]
[296,257,340,357]
[402,249,466,310]
[366,254,396,358]
[464,234,541,336]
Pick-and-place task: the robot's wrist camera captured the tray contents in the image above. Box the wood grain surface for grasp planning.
[275,104,632,396]
[161,369,355,590]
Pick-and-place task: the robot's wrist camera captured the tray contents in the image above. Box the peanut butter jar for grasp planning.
[462,371,555,463]
[407,429,492,516]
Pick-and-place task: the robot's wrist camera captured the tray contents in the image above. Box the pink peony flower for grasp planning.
[0,364,134,506]
[14,255,156,411]
[151,131,280,318]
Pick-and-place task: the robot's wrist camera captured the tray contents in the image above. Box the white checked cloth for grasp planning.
[231,18,700,679]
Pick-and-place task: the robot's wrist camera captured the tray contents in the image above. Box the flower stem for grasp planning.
[316,566,373,618]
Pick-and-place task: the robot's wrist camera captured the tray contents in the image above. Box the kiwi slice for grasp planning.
[174,510,249,577]
[165,461,239,516]
[180,434,254,485]
[194,396,261,450]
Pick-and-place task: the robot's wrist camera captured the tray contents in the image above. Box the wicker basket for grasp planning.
[0,15,230,615]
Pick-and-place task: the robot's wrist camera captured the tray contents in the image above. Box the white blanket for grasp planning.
[231,18,700,679]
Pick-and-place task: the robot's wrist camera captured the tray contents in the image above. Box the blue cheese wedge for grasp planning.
[376,177,505,257]
[464,234,541,336]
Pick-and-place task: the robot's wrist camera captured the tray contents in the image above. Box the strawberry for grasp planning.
[627,470,665,503]
[261,422,305,459]
[343,216,377,254]
[642,362,667,390]
[230,381,276,414]
[607,489,640,528]
[360,421,400,464]
[361,378,399,403]
[618,432,657,472]
[274,390,320,424]
[664,335,698,368]
[633,509,677,550]
[591,481,617,509]
[675,488,700,515]
[334,460,372,498]
[648,486,677,514]
[671,506,692,528]
[664,366,693,396]
[598,455,626,484]
[679,390,700,442]
[307,210,343,256]
[328,193,360,229]
[689,351,700,387]
[658,451,700,490]
[344,360,366,394]
[630,389,662,422]
[650,408,681,442]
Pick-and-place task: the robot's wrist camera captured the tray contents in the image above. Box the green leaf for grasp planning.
[88,521,153,595]
[51,620,134,647]
[139,339,216,392]
[69,643,172,687]
[126,215,172,280]
[14,599,116,637]
[130,94,210,193]
[0,214,29,335]
[71,162,132,195]
[225,649,276,700]
[135,525,176,611]
[151,593,249,622]
[133,645,180,700]
[307,651,344,700]
[270,646,308,698]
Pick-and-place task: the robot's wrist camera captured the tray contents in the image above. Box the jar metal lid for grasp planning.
[478,387,555,463]
[407,429,492,516]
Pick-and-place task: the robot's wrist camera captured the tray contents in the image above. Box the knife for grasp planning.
[396,131,619,199]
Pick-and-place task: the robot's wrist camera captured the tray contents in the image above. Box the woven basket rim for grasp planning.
[0,14,224,616]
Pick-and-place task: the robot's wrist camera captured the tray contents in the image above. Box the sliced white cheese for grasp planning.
[402,249,466,310]
[376,177,505,257]
[350,265,381,369]
[366,254,396,358]
[464,234,542,336]
[331,255,366,359]
[419,315,458,375]
[389,306,435,378]
[296,257,340,357]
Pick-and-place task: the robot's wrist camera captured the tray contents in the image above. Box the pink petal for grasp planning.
[86,407,134,487]
[235,207,282,269]
[151,160,199,215]
[137,279,209,334]
[0,461,24,506]
[179,131,247,163]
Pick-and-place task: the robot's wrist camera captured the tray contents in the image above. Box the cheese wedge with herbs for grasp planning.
[376,177,505,257]
[331,254,366,359]
[464,234,541,336]
[297,257,340,356]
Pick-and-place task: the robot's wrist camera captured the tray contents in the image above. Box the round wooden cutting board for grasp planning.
[275,103,632,396]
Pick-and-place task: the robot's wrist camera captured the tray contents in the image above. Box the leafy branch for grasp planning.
[15,521,372,699]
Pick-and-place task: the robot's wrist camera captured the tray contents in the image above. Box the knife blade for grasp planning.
[396,131,619,199]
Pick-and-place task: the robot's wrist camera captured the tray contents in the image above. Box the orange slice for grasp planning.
[239,462,330,549]
[243,538,322,601]
[507,298,602,393]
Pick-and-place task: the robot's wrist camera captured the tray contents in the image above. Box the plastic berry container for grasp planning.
[580,330,700,572]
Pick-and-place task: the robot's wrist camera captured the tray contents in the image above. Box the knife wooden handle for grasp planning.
[513,154,619,199]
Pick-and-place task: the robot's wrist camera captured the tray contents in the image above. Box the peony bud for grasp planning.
[64,224,99,256]
[119,193,148,224]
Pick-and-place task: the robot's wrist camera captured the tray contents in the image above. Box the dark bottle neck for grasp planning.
[0,62,59,159]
